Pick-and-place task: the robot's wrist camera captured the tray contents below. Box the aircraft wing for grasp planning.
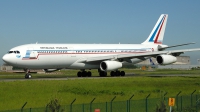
[158,42,195,50]
[78,48,200,63]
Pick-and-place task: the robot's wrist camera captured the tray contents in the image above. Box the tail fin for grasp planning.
[142,14,168,45]
[149,58,155,65]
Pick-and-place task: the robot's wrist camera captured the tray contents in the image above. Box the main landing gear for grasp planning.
[76,69,126,77]
[110,70,125,76]
[24,69,32,79]
[99,71,107,77]
[98,69,125,77]
[77,70,92,77]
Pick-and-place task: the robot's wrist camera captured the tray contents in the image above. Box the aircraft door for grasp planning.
[28,48,38,59]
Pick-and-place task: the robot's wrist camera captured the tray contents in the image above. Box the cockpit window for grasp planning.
[8,51,13,53]
[8,51,20,54]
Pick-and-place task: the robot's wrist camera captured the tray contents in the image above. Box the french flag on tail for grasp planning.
[142,14,168,45]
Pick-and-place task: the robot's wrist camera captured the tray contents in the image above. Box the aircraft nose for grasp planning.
[2,54,9,63]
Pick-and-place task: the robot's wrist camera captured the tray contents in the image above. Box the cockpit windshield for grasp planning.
[8,51,13,53]
[8,51,20,54]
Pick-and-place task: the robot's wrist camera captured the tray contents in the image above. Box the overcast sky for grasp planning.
[0,1,200,65]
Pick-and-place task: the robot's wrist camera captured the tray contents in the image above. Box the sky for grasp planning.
[0,0,200,65]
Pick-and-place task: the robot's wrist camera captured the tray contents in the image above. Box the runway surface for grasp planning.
[0,73,200,82]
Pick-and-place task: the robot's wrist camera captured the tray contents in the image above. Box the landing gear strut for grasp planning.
[77,70,92,77]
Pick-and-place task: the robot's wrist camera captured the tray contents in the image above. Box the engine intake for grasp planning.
[100,61,122,71]
[156,55,177,65]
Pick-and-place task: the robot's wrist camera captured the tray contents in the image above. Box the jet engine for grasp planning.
[156,55,177,65]
[100,61,122,71]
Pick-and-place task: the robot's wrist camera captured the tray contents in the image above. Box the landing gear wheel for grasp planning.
[28,74,32,78]
[99,72,103,77]
[110,71,115,77]
[103,72,107,77]
[99,71,107,77]
[77,71,92,77]
[110,71,124,77]
[116,71,120,76]
[25,73,31,79]
[77,72,82,77]
[120,71,125,76]
[87,71,92,77]
[82,71,87,77]
[25,74,28,78]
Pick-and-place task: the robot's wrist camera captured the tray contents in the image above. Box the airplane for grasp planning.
[2,14,200,79]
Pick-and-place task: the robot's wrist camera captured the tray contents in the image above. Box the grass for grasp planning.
[1,68,200,78]
[0,69,200,110]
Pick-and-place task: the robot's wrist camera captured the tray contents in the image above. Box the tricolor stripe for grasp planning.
[148,15,166,44]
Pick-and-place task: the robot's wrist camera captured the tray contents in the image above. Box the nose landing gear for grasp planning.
[24,69,32,79]
[25,73,32,79]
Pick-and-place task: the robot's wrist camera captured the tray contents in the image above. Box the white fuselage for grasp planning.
[3,43,159,69]
[2,14,168,71]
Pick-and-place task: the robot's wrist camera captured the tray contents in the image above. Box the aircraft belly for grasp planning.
[68,63,99,69]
